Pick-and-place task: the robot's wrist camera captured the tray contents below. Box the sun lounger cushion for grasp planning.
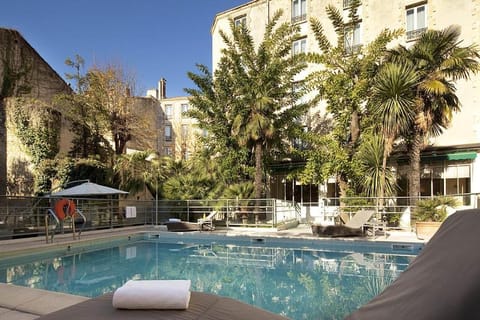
[112,280,191,309]
[37,291,290,320]
[346,209,480,320]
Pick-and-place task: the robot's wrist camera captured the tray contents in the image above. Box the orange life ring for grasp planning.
[54,199,76,220]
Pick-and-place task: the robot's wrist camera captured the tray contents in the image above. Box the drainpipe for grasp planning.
[267,0,270,22]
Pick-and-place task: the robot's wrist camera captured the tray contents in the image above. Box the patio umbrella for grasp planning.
[50,182,129,197]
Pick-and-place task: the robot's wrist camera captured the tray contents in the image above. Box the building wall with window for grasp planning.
[145,82,200,160]
[211,0,480,205]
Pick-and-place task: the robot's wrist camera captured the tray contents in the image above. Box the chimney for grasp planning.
[158,78,167,99]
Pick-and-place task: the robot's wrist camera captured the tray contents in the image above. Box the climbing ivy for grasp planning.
[9,98,60,166]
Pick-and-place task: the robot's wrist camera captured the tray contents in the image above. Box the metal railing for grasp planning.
[0,196,301,240]
[1,193,478,240]
[300,193,480,230]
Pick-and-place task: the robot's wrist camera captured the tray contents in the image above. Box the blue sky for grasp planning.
[0,0,248,97]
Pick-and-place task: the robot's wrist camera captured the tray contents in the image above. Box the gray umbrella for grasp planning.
[51,182,129,197]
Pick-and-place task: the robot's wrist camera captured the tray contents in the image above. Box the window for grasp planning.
[165,104,173,119]
[292,0,306,23]
[417,163,472,205]
[292,37,307,55]
[234,15,246,27]
[344,23,361,54]
[164,125,172,141]
[406,4,427,40]
[164,147,173,156]
[181,124,188,139]
[181,103,189,114]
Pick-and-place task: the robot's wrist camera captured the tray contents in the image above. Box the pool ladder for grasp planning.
[45,209,87,243]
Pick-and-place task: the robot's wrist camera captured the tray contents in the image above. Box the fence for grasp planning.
[0,196,300,240]
[299,193,480,228]
[1,193,478,240]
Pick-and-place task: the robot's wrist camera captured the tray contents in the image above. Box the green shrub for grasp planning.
[414,196,459,222]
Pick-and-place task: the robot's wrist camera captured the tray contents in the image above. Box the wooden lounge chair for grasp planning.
[36,291,290,320]
[312,209,375,237]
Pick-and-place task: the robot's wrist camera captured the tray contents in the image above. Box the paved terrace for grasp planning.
[0,225,423,319]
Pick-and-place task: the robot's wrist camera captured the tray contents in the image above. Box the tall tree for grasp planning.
[56,55,110,160]
[56,60,150,159]
[388,26,480,203]
[186,64,252,186]
[85,65,138,155]
[369,62,418,203]
[217,9,311,198]
[305,0,402,197]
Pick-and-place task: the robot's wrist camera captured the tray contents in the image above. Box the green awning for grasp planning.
[446,151,477,161]
[421,151,477,162]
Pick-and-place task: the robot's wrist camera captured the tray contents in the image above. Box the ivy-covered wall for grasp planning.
[0,28,72,196]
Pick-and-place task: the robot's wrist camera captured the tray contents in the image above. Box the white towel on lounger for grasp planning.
[112,280,191,309]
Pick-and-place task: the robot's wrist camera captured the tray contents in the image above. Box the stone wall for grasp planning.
[0,28,72,195]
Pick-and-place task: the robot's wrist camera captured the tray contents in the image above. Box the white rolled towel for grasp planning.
[112,280,191,309]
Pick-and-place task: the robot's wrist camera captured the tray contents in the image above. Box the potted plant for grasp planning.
[414,196,459,239]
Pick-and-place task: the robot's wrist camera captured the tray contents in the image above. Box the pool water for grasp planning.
[0,235,419,320]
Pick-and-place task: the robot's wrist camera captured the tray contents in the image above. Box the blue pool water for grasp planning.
[0,234,421,320]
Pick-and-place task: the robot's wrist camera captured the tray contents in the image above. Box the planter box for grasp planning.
[416,221,442,240]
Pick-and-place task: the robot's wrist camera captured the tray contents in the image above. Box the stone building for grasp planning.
[0,28,72,195]
[211,0,480,206]
[146,79,201,160]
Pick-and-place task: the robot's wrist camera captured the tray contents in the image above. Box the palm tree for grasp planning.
[388,26,480,203]
[306,0,402,197]
[114,151,167,198]
[219,10,310,199]
[357,134,397,202]
[370,62,418,204]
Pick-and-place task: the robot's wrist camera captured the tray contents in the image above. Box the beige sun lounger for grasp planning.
[312,209,375,237]
[36,291,289,320]
[165,211,218,232]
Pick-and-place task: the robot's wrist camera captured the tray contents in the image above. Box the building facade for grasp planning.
[146,79,201,160]
[211,0,480,207]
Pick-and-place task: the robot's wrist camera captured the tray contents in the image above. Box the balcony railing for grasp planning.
[406,27,427,41]
[343,0,361,9]
[291,13,306,24]
[345,43,363,55]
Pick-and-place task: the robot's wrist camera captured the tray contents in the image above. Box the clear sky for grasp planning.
[0,0,249,97]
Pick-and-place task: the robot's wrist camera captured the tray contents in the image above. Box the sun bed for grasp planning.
[165,211,217,232]
[311,209,375,237]
[164,220,201,232]
[36,291,289,320]
[346,209,480,320]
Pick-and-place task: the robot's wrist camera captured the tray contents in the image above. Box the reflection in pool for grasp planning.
[0,238,418,320]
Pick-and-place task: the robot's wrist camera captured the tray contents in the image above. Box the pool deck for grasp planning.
[0,224,423,319]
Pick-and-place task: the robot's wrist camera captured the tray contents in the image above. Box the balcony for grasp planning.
[344,0,361,9]
[406,27,427,41]
[345,44,363,55]
[291,13,306,24]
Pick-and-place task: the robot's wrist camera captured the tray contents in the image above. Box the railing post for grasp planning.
[272,199,276,227]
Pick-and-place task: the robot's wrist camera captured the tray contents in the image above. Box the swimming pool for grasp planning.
[0,233,422,320]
